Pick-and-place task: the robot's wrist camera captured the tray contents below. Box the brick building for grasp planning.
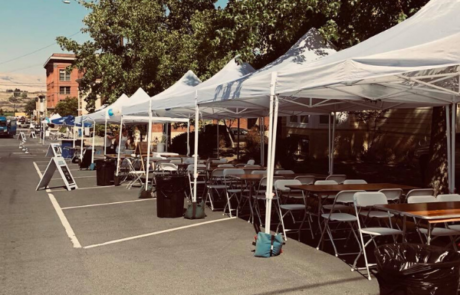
[43,53,84,110]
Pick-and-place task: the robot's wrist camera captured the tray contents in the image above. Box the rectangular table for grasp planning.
[375,202,460,244]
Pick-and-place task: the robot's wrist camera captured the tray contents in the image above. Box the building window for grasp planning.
[60,86,71,95]
[59,69,70,81]
[299,115,309,124]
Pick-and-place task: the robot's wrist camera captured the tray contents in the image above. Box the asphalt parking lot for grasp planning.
[0,137,378,295]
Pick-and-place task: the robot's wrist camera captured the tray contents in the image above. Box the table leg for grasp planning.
[427,223,432,245]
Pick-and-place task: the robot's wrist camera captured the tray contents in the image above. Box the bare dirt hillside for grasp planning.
[0,72,45,92]
[0,91,45,112]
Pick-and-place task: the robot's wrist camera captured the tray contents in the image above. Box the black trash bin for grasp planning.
[375,243,460,295]
[95,159,116,186]
[155,175,187,218]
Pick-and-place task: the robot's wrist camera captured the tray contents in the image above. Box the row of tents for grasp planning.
[55,0,460,233]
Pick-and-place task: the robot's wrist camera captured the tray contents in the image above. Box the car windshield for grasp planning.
[0,121,6,127]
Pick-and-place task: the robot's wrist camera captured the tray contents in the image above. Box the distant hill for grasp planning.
[0,72,45,92]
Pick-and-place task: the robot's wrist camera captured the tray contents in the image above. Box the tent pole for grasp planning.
[80,119,84,161]
[237,118,240,160]
[73,121,76,148]
[187,120,190,156]
[165,123,169,152]
[145,116,153,191]
[260,117,264,166]
[217,119,219,158]
[446,105,452,193]
[328,114,331,174]
[193,90,199,203]
[91,119,95,166]
[264,72,278,234]
[115,119,123,177]
[104,116,108,156]
[331,112,336,175]
[452,103,456,193]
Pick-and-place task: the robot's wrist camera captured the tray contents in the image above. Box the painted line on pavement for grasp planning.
[61,198,155,210]
[83,217,237,249]
[51,176,94,180]
[50,185,124,192]
[33,161,82,249]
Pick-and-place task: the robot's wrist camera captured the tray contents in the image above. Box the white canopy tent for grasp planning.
[114,116,190,193]
[158,0,460,233]
[122,70,202,116]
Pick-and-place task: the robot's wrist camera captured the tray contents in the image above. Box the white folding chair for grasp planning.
[404,188,435,203]
[352,192,403,280]
[244,164,261,168]
[223,169,247,217]
[274,179,311,240]
[408,195,459,248]
[275,170,295,175]
[317,190,364,257]
[343,179,367,185]
[218,164,234,168]
[206,169,228,211]
[315,180,338,185]
[247,159,255,165]
[252,176,283,226]
[437,194,460,202]
[379,188,403,203]
[295,175,315,185]
[126,158,145,189]
[251,170,267,175]
[186,164,207,200]
[326,174,347,184]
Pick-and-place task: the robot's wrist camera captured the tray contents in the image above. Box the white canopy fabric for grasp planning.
[122,70,202,116]
[155,29,336,118]
[272,0,460,110]
[151,57,256,118]
[82,93,130,123]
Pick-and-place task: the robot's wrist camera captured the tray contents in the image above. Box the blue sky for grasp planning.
[0,0,228,76]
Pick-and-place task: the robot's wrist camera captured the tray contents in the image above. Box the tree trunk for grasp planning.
[427,106,448,194]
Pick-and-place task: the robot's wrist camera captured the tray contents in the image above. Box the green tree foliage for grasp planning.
[57,0,429,111]
[24,100,36,116]
[55,97,78,117]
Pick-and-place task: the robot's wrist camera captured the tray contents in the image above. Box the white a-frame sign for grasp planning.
[46,143,62,157]
[36,156,78,191]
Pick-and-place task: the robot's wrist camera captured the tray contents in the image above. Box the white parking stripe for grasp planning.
[83,217,237,249]
[61,198,155,210]
[33,162,82,249]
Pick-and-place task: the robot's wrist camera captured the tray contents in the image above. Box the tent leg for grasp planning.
[80,122,84,162]
[452,104,457,193]
[193,97,199,203]
[91,121,95,167]
[217,119,219,158]
[264,72,278,234]
[328,114,331,174]
[187,121,190,156]
[237,118,240,160]
[104,117,108,155]
[260,117,265,166]
[145,116,152,192]
[446,105,452,193]
[115,120,123,177]
[331,112,336,175]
